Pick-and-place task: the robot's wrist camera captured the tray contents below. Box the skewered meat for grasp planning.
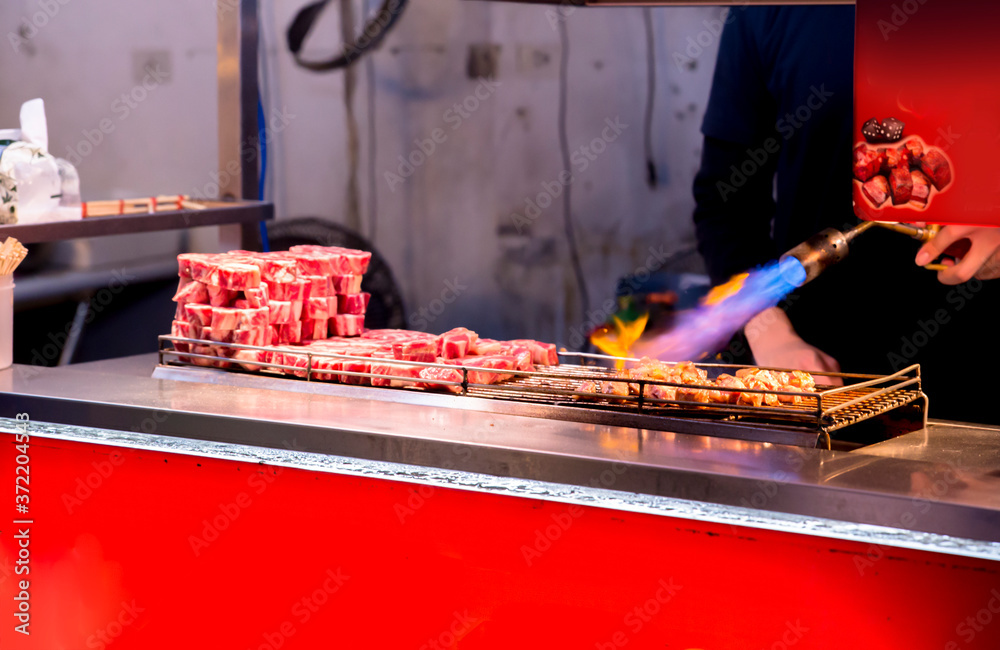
[577,361,817,408]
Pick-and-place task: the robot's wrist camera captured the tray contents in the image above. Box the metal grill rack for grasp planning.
[157,336,927,449]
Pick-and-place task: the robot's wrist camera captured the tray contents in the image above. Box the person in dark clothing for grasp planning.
[693,6,1000,424]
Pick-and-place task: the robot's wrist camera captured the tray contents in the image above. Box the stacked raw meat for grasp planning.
[170,245,371,368]
[169,247,559,390]
[270,327,559,392]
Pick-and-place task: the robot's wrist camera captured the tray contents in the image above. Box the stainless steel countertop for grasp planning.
[3,355,1000,551]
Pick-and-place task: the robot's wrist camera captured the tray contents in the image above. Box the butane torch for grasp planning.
[778,222,942,287]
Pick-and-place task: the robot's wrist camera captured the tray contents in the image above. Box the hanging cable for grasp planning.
[286,0,409,72]
[557,18,591,346]
[340,0,362,233]
[642,7,659,189]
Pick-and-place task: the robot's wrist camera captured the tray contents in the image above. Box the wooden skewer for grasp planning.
[0,236,27,276]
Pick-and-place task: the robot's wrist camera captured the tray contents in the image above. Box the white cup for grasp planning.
[0,275,13,370]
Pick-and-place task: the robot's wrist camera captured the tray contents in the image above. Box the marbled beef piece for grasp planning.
[330,314,365,337]
[507,339,559,365]
[853,144,881,182]
[889,166,913,205]
[910,169,932,206]
[862,175,890,207]
[172,279,208,304]
[336,293,370,315]
[919,149,952,190]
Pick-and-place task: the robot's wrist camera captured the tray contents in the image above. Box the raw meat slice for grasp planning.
[910,169,932,206]
[447,356,516,385]
[371,354,422,388]
[211,307,239,331]
[214,263,261,290]
[861,175,890,207]
[301,318,328,341]
[276,322,302,345]
[360,329,429,341]
[172,279,209,304]
[184,304,215,328]
[472,338,504,356]
[304,296,330,320]
[330,314,365,337]
[416,366,464,393]
[290,245,372,274]
[290,300,304,322]
[507,339,559,365]
[208,285,238,307]
[268,280,309,301]
[330,274,362,295]
[889,166,913,205]
[174,303,187,321]
[268,300,293,324]
[853,144,881,182]
[392,338,438,362]
[339,350,374,385]
[919,149,952,190]
[244,285,269,308]
[171,320,195,352]
[303,275,330,298]
[178,253,219,281]
[233,300,250,309]
[233,349,266,372]
[437,327,479,359]
[501,344,534,372]
[337,293,370,315]
[189,344,216,367]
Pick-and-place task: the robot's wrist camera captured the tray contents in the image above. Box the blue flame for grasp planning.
[635,258,807,362]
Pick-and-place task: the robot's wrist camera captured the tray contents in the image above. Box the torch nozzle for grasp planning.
[778,221,942,288]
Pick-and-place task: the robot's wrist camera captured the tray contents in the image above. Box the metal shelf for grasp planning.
[0,200,272,244]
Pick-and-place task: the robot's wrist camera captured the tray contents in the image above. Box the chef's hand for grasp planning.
[915,225,1000,285]
[745,307,843,386]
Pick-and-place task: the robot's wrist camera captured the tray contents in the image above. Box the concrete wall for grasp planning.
[1,0,722,347]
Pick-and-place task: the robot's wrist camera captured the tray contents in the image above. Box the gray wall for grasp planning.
[1,0,722,347]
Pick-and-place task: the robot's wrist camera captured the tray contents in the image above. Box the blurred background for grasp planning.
[1,0,720,365]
